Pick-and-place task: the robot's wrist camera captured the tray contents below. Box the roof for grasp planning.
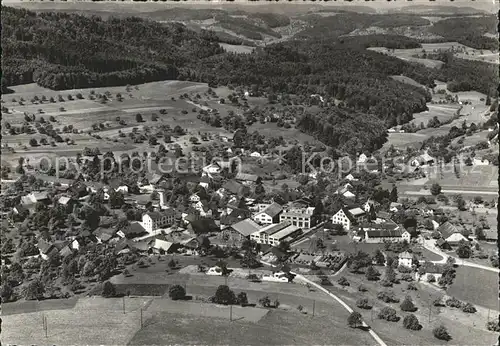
[231,218,261,237]
[365,228,403,238]
[58,196,72,205]
[145,209,175,221]
[376,211,392,220]
[188,218,219,234]
[223,180,243,195]
[359,222,400,230]
[94,227,118,242]
[235,173,260,182]
[399,251,413,259]
[437,221,459,239]
[260,202,283,218]
[421,262,444,274]
[271,224,301,240]
[37,239,55,254]
[484,229,498,240]
[13,204,28,214]
[420,152,434,163]
[446,232,468,243]
[258,222,291,236]
[348,207,365,216]
[122,222,147,237]
[32,191,49,201]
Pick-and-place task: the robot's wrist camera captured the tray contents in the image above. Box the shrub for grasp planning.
[347,311,363,328]
[101,281,116,298]
[486,319,500,332]
[446,297,462,308]
[380,279,393,287]
[377,291,400,303]
[378,307,400,322]
[237,292,248,306]
[407,282,417,291]
[397,265,412,274]
[358,284,368,292]
[356,298,372,310]
[403,314,422,330]
[427,274,436,283]
[401,274,413,282]
[461,302,477,313]
[433,325,451,341]
[213,285,236,305]
[169,285,186,300]
[400,296,417,312]
[433,296,444,307]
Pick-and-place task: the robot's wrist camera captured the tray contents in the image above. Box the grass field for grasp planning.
[129,308,376,345]
[447,266,499,310]
[220,43,256,53]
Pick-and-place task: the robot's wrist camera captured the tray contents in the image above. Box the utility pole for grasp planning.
[428,296,432,323]
[230,304,233,322]
[44,315,48,338]
[123,296,125,314]
[140,308,143,328]
[370,308,373,322]
[312,300,316,317]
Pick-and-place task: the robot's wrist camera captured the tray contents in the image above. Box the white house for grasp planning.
[115,185,129,194]
[398,251,413,268]
[356,223,410,243]
[250,222,302,246]
[473,158,489,166]
[190,193,202,203]
[250,151,262,158]
[345,174,358,181]
[253,202,283,225]
[142,210,175,233]
[331,207,366,231]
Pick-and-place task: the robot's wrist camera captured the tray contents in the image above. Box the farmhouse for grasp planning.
[355,223,410,243]
[331,207,366,231]
[142,209,175,233]
[118,222,148,239]
[221,218,261,245]
[235,172,261,184]
[222,180,244,195]
[253,202,283,225]
[411,152,435,166]
[37,239,58,260]
[279,206,317,229]
[398,251,413,268]
[437,221,469,245]
[250,222,303,246]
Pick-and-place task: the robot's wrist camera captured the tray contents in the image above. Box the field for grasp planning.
[220,43,256,54]
[447,266,499,310]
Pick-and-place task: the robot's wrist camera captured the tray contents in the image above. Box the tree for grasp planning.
[485,93,491,106]
[237,292,248,306]
[1,283,14,302]
[347,311,363,328]
[101,281,116,298]
[373,250,385,266]
[486,319,500,332]
[365,266,380,281]
[24,279,45,300]
[378,307,400,322]
[430,183,442,196]
[390,186,398,202]
[400,296,417,312]
[213,285,236,305]
[461,302,477,313]
[169,285,186,300]
[29,138,38,147]
[384,266,397,283]
[338,276,350,286]
[259,295,271,307]
[403,314,422,330]
[456,195,467,211]
[135,113,143,123]
[356,298,372,309]
[456,242,472,258]
[433,325,451,341]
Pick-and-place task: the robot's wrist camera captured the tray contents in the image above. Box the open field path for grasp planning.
[260,259,388,346]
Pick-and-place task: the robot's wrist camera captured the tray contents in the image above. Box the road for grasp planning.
[421,237,500,273]
[260,259,387,346]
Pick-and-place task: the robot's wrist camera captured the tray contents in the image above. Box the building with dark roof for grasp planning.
[253,202,283,225]
[355,223,411,243]
[119,222,147,239]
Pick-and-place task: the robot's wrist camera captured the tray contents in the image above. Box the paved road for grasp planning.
[260,259,387,346]
[421,238,500,273]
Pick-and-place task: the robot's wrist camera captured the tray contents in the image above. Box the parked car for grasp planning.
[206,266,223,276]
[262,271,289,283]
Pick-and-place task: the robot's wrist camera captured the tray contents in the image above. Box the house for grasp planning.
[151,236,176,254]
[355,223,410,243]
[13,204,28,215]
[345,174,358,181]
[94,227,118,243]
[331,207,366,231]
[357,153,369,164]
[437,221,468,244]
[118,222,148,239]
[415,262,444,282]
[473,158,489,166]
[222,180,244,195]
[222,218,261,245]
[22,191,49,206]
[187,218,219,235]
[190,192,203,203]
[279,206,317,229]
[483,229,498,242]
[199,175,210,189]
[411,152,435,166]
[37,239,58,260]
[250,152,262,158]
[389,202,402,212]
[250,222,303,246]
[142,209,175,233]
[398,251,413,268]
[235,173,261,184]
[253,202,283,225]
[202,162,222,177]
[375,211,393,223]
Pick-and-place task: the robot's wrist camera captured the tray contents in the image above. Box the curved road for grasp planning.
[260,259,387,346]
[421,237,500,273]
